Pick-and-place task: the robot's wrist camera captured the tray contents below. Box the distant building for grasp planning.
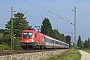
[0,33,3,38]
[65,35,71,48]
[0,33,3,44]
[65,35,71,44]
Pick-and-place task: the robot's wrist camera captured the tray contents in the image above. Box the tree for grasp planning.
[0,29,11,46]
[51,29,61,40]
[81,41,84,49]
[41,18,52,36]
[87,38,90,48]
[0,29,5,33]
[77,35,83,49]
[5,12,31,37]
[84,38,90,48]
[4,12,31,50]
[84,40,88,48]
[60,34,66,42]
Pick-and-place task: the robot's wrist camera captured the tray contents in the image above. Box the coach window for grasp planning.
[60,43,63,45]
[63,44,65,46]
[59,42,62,45]
[51,40,54,43]
[56,41,58,44]
[66,44,68,46]
[54,40,56,44]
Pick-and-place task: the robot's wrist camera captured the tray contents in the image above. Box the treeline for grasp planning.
[41,18,66,42]
[0,12,66,50]
[77,35,90,49]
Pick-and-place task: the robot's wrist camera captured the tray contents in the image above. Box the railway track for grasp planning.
[0,50,42,56]
[0,49,66,56]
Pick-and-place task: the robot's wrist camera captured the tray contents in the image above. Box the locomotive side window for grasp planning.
[23,32,33,38]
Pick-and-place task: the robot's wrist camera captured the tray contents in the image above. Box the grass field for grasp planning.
[43,49,81,60]
[83,48,90,53]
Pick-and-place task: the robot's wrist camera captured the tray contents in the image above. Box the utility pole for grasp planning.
[11,6,13,50]
[74,6,76,48]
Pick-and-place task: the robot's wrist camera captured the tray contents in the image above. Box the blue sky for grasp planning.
[0,0,90,41]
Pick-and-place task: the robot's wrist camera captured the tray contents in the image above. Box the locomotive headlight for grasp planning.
[22,41,23,42]
[32,34,34,42]
[32,39,34,42]
[32,34,34,38]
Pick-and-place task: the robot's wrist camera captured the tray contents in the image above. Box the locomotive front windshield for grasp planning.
[23,32,33,38]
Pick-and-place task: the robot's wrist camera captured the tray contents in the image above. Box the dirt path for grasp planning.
[79,50,90,60]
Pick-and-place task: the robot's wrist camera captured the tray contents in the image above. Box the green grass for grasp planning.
[83,48,90,53]
[0,44,11,51]
[43,54,61,60]
[62,49,81,60]
[42,49,81,60]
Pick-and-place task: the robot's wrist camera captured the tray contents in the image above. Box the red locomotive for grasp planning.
[21,29,69,50]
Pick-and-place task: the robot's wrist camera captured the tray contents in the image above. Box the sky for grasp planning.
[0,0,90,41]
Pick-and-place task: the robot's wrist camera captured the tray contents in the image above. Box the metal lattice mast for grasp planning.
[11,6,13,50]
[74,6,76,48]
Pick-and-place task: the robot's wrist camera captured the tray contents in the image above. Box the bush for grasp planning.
[0,44,11,51]
[14,38,23,50]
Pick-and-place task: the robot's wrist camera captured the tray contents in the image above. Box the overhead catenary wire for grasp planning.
[33,0,68,34]
[2,0,41,27]
[50,10,72,11]
[0,6,10,13]
[48,11,74,25]
[1,0,74,29]
[34,0,51,17]
[2,0,26,13]
[25,0,44,18]
[34,0,73,26]
[34,0,72,23]
[2,0,11,6]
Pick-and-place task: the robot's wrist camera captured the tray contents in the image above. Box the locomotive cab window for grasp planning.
[23,32,33,38]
